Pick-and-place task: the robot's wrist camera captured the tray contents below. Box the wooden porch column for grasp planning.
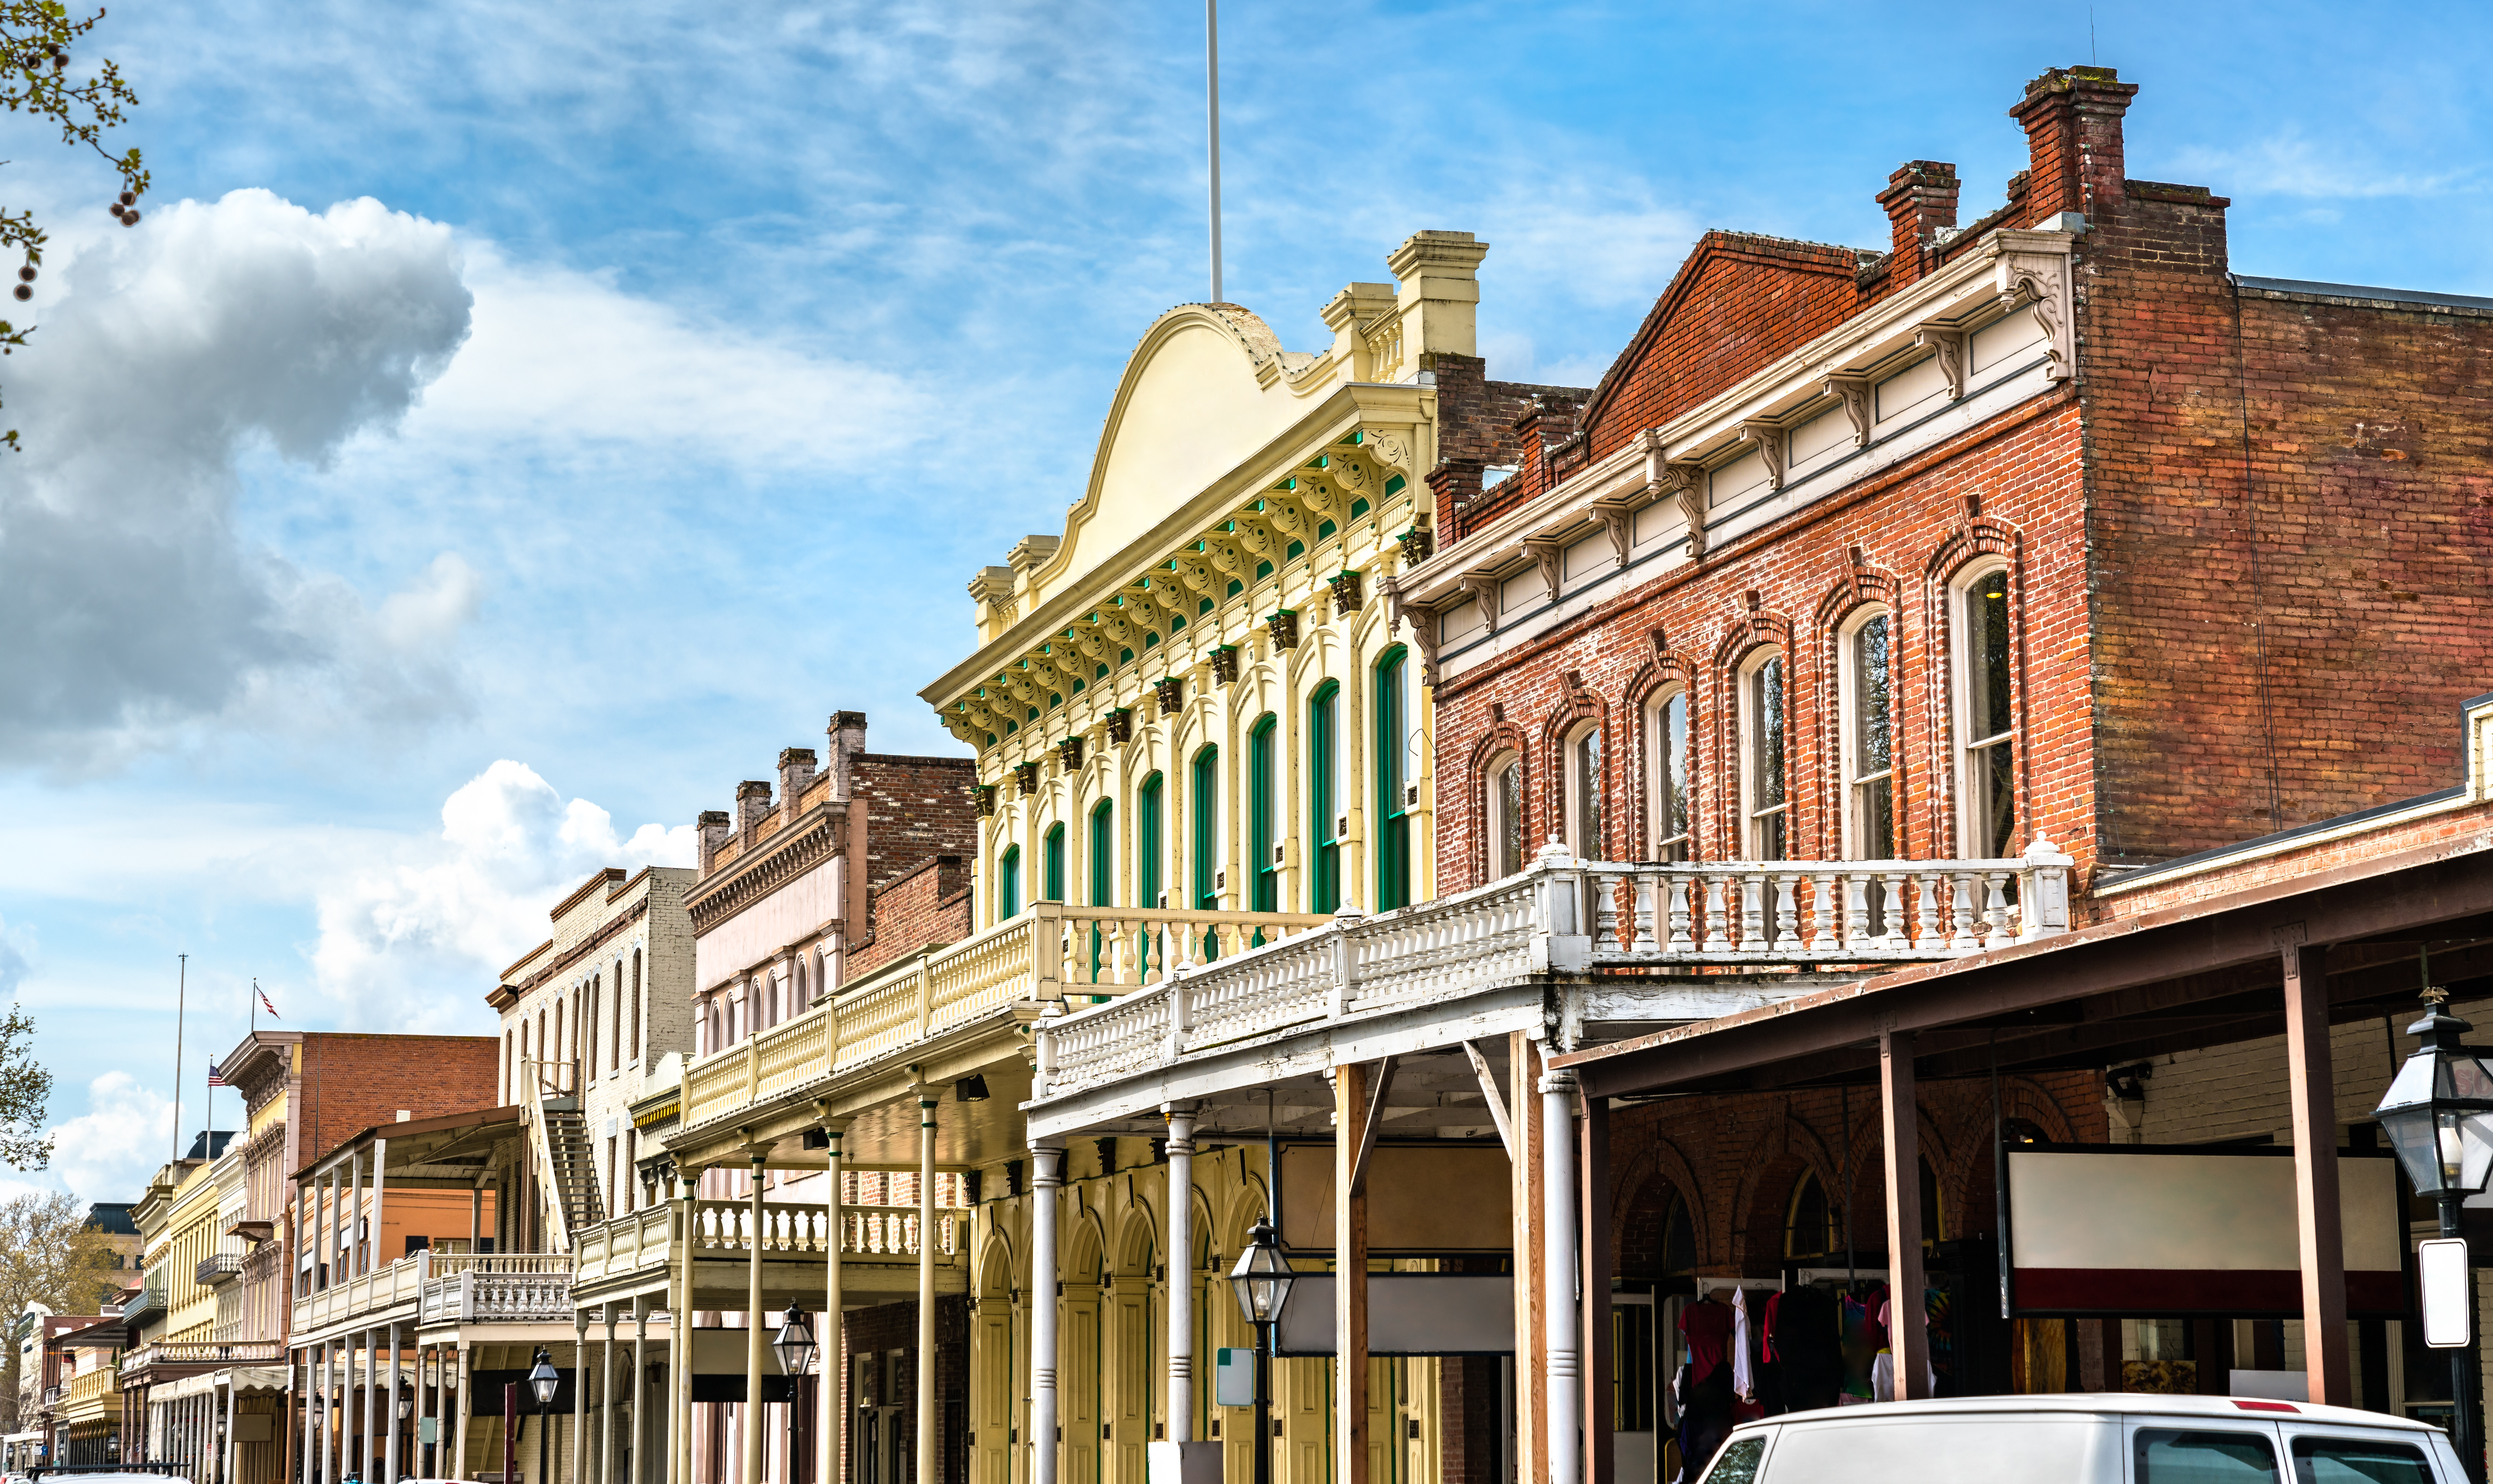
[631,1299,651,1484]
[602,1303,619,1484]
[672,1164,697,1484]
[822,1125,844,1484]
[1541,1067,1581,1484]
[1580,1092,1612,1484]
[1334,1061,1373,1484]
[2282,934,2350,1406]
[387,1322,402,1484]
[1164,1103,1198,1443]
[1510,1034,1549,1484]
[1878,1031,1929,1400]
[452,1341,473,1484]
[917,1092,939,1484]
[746,1152,767,1484]
[1029,1144,1063,1484]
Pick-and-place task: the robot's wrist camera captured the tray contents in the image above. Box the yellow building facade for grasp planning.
[924,231,1495,936]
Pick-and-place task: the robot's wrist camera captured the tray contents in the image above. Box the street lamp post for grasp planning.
[2375,989,2493,1484]
[528,1350,560,1484]
[774,1304,816,1484]
[1227,1220,1295,1484]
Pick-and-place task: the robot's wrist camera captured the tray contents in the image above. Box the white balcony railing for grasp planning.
[120,1340,283,1377]
[1035,839,2073,1102]
[573,1198,966,1290]
[294,1249,570,1334]
[679,902,1331,1131]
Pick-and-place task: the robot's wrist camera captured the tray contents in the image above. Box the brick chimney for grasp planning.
[1876,161,1960,286]
[735,780,772,836]
[2009,65,2138,227]
[826,711,869,801]
[696,810,731,876]
[777,748,819,820]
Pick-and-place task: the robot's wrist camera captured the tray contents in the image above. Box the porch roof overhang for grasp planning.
[1552,820,2493,1097]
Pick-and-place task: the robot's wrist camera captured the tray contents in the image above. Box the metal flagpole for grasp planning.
[172,954,186,1162]
[1205,0,1221,304]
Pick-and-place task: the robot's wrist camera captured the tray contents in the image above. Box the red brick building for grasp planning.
[1383,61,2493,1399]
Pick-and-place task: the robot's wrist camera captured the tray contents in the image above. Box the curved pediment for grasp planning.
[1035,304,1320,603]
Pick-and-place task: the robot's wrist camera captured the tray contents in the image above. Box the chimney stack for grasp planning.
[696,810,731,876]
[778,748,819,820]
[736,780,773,836]
[826,711,869,801]
[2009,65,2137,227]
[1876,161,1961,286]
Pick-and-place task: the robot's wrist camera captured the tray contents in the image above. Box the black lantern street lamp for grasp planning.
[1228,1219,1295,1484]
[2376,989,2493,1483]
[528,1348,559,1484]
[774,1303,816,1484]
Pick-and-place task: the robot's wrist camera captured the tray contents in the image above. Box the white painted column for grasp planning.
[601,1303,618,1484]
[1163,1104,1196,1443]
[917,1093,938,1484]
[744,1154,766,1484]
[363,1328,378,1484]
[1541,1068,1581,1484]
[1029,1144,1062,1484]
[575,1308,591,1484]
[225,1376,239,1484]
[631,1298,650,1484]
[822,1128,843,1484]
[387,1323,403,1484]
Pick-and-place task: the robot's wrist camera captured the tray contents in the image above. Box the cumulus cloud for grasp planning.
[48,1071,171,1203]
[399,243,933,470]
[309,760,694,1032]
[0,188,477,767]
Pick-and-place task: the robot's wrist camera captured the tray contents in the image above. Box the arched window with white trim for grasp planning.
[1841,609,1897,863]
[1955,565,2016,857]
[1644,688,1691,862]
[1741,650,1788,860]
[1485,750,1525,878]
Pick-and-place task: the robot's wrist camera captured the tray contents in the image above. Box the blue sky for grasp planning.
[1,0,2488,1201]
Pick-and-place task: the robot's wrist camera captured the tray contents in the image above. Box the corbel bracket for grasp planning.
[1737,420,1787,491]
[1995,249,2076,381]
[1821,372,1874,448]
[1915,326,1970,401]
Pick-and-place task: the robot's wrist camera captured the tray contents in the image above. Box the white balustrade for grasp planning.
[1033,836,2075,1102]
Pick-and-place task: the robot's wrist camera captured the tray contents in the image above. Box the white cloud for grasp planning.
[308,760,695,1033]
[2171,133,2481,201]
[399,242,934,469]
[0,188,479,768]
[47,1072,170,1204]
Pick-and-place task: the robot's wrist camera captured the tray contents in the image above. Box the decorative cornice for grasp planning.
[684,808,848,937]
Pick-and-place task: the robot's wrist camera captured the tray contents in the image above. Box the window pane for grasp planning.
[2290,1436,2433,1484]
[1976,738,2014,858]
[2137,1429,2281,1484]
[1695,1436,1763,1484]
[1753,659,1785,811]
[1969,569,2012,741]
[1496,760,1524,878]
[1656,693,1689,861]
[1854,613,1891,776]
[1573,727,1603,858]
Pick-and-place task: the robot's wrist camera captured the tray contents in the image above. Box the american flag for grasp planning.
[256,984,280,1019]
[205,1061,226,1088]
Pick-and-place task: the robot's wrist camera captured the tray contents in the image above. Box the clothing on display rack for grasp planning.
[1674,1296,1737,1484]
[1763,1285,1844,1414]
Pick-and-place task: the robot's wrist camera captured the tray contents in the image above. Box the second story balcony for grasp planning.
[679,901,1331,1134]
[1032,840,2073,1118]
[571,1197,970,1310]
[293,1249,570,1340]
[194,1252,243,1287]
[120,1340,283,1379]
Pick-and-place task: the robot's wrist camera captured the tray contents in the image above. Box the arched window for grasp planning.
[1137,773,1165,909]
[1089,801,1115,906]
[1663,1190,1698,1277]
[1843,609,1897,933]
[1564,721,1604,860]
[1920,1155,1945,1251]
[1785,1168,1839,1260]
[1956,565,2016,857]
[1742,650,1788,860]
[1374,647,1416,910]
[1249,716,1279,912]
[998,845,1021,921]
[1043,823,1067,903]
[1485,750,1525,878]
[1308,681,1341,912]
[628,948,642,1062]
[1645,690,1690,862]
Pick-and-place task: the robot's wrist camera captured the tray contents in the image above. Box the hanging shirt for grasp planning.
[1730,1289,1755,1401]
[1679,1296,1733,1386]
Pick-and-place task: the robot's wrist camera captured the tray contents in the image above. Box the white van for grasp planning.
[1694,1393,2462,1483]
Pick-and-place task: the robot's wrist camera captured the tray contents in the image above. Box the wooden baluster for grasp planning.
[1808,871,1838,953]
[1983,871,2013,944]
[1632,873,1661,956]
[1665,875,1694,955]
[1772,874,1801,950]
[1948,872,1980,951]
[1699,874,1731,955]
[1737,873,1766,955]
[1592,870,1620,954]
[1841,871,1871,951]
[1880,872,1909,949]
[1905,872,1939,951]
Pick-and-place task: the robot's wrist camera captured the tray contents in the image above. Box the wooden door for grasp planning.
[1064,1295,1101,1484]
[973,1298,1014,1484]
[1106,1277,1153,1484]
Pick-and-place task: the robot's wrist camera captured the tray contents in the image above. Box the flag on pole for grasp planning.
[257,985,280,1019]
[205,1061,226,1088]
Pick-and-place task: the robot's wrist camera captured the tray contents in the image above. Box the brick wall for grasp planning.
[850,855,972,979]
[852,754,981,894]
[1432,395,2096,891]
[844,1296,970,1484]
[1424,354,1589,538]
[1605,1068,2106,1277]
[294,1034,499,1166]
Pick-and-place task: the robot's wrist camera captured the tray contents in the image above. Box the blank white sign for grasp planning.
[2421,1238,2472,1349]
[1273,1273,1514,1355]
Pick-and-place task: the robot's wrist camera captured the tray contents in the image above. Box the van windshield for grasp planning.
[1765,1417,2108,1484]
